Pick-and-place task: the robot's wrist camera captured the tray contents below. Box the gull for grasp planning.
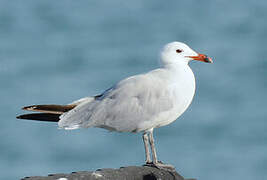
[17,42,213,169]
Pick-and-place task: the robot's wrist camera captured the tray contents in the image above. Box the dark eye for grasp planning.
[176,49,183,53]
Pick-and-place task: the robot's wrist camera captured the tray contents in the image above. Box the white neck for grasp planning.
[163,62,196,92]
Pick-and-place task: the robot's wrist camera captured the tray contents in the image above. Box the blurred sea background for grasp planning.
[0,0,266,179]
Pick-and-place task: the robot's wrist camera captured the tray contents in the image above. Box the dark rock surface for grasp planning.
[21,166,196,180]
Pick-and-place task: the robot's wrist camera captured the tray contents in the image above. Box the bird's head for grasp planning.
[160,42,213,66]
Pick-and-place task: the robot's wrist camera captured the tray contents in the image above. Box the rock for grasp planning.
[21,166,196,180]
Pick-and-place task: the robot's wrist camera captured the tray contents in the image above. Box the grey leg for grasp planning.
[142,132,152,164]
[148,129,175,170]
[148,129,158,164]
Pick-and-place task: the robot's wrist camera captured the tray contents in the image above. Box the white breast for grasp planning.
[152,65,196,128]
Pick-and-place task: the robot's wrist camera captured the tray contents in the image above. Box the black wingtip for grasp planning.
[16,113,60,122]
[22,105,37,111]
[16,115,22,119]
[16,114,32,120]
[20,104,76,114]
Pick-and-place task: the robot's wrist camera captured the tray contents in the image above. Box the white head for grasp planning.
[159,42,213,67]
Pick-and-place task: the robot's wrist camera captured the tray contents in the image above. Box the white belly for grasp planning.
[157,79,195,127]
[138,66,196,131]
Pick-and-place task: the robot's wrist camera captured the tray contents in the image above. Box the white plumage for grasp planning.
[59,42,199,133]
[18,41,212,169]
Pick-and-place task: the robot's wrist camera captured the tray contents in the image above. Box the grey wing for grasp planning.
[58,74,174,132]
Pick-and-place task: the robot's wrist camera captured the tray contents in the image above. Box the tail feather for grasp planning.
[17,104,76,122]
[17,113,60,122]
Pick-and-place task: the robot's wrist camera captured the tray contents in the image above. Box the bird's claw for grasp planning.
[144,161,175,171]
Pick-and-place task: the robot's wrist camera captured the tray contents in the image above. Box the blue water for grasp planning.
[1,0,266,179]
